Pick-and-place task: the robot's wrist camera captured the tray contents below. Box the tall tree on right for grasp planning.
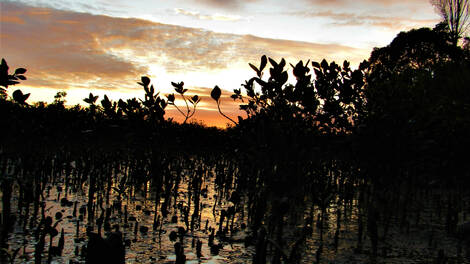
[431,0,470,45]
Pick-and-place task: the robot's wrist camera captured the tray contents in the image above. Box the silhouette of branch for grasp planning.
[216,100,237,125]
[172,103,187,119]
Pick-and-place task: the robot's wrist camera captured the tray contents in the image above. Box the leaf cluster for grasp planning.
[231,55,366,134]
[0,58,28,103]
[167,81,201,124]
[0,58,27,96]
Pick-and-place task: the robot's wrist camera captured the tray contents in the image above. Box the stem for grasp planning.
[180,94,190,123]
[217,101,237,125]
[172,103,188,122]
[188,104,198,119]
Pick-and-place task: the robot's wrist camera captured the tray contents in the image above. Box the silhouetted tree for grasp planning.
[362,22,470,190]
[363,23,466,122]
[431,0,470,45]
[53,91,67,106]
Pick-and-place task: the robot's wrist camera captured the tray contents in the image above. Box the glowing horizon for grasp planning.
[0,0,440,127]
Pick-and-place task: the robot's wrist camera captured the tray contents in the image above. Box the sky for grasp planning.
[0,0,440,127]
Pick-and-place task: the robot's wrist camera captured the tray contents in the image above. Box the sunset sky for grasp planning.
[1,0,440,127]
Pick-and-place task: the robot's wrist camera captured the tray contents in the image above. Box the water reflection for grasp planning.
[3,157,469,263]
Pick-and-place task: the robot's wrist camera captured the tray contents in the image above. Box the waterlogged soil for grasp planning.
[3,171,470,263]
[5,175,254,263]
[303,203,470,264]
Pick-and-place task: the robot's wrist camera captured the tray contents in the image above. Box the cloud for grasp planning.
[6,0,127,16]
[237,35,366,65]
[2,2,367,126]
[2,2,146,91]
[304,0,427,7]
[292,10,438,30]
[174,8,243,21]
[3,2,364,87]
[191,0,260,10]
[298,0,439,29]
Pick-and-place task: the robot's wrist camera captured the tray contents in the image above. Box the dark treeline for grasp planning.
[1,22,470,263]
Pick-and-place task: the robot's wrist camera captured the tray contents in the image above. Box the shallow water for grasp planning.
[6,170,255,263]
[3,160,470,264]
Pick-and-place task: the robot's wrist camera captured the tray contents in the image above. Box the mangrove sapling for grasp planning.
[367,204,379,263]
[96,215,103,237]
[46,226,59,263]
[186,176,193,228]
[0,160,15,249]
[174,242,186,264]
[218,209,226,235]
[196,239,202,258]
[167,82,201,124]
[34,223,46,264]
[223,207,233,236]
[191,169,203,232]
[334,205,341,251]
[199,200,205,226]
[21,183,33,231]
[153,214,160,231]
[210,85,238,125]
[30,165,43,229]
[446,196,458,235]
[87,165,96,225]
[2,245,21,264]
[181,206,190,230]
[271,198,289,264]
[76,219,80,239]
[228,206,237,235]
[159,165,173,219]
[253,227,268,264]
[34,216,55,264]
[105,164,112,207]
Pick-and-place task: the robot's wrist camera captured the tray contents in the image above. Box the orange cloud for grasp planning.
[2,2,145,91]
[238,35,366,65]
[1,15,25,24]
[2,1,367,127]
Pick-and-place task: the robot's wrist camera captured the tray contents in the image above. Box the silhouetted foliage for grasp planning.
[230,56,365,134]
[12,89,30,105]
[139,76,167,123]
[53,91,67,107]
[0,58,27,99]
[2,22,470,263]
[211,85,237,125]
[167,81,200,123]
